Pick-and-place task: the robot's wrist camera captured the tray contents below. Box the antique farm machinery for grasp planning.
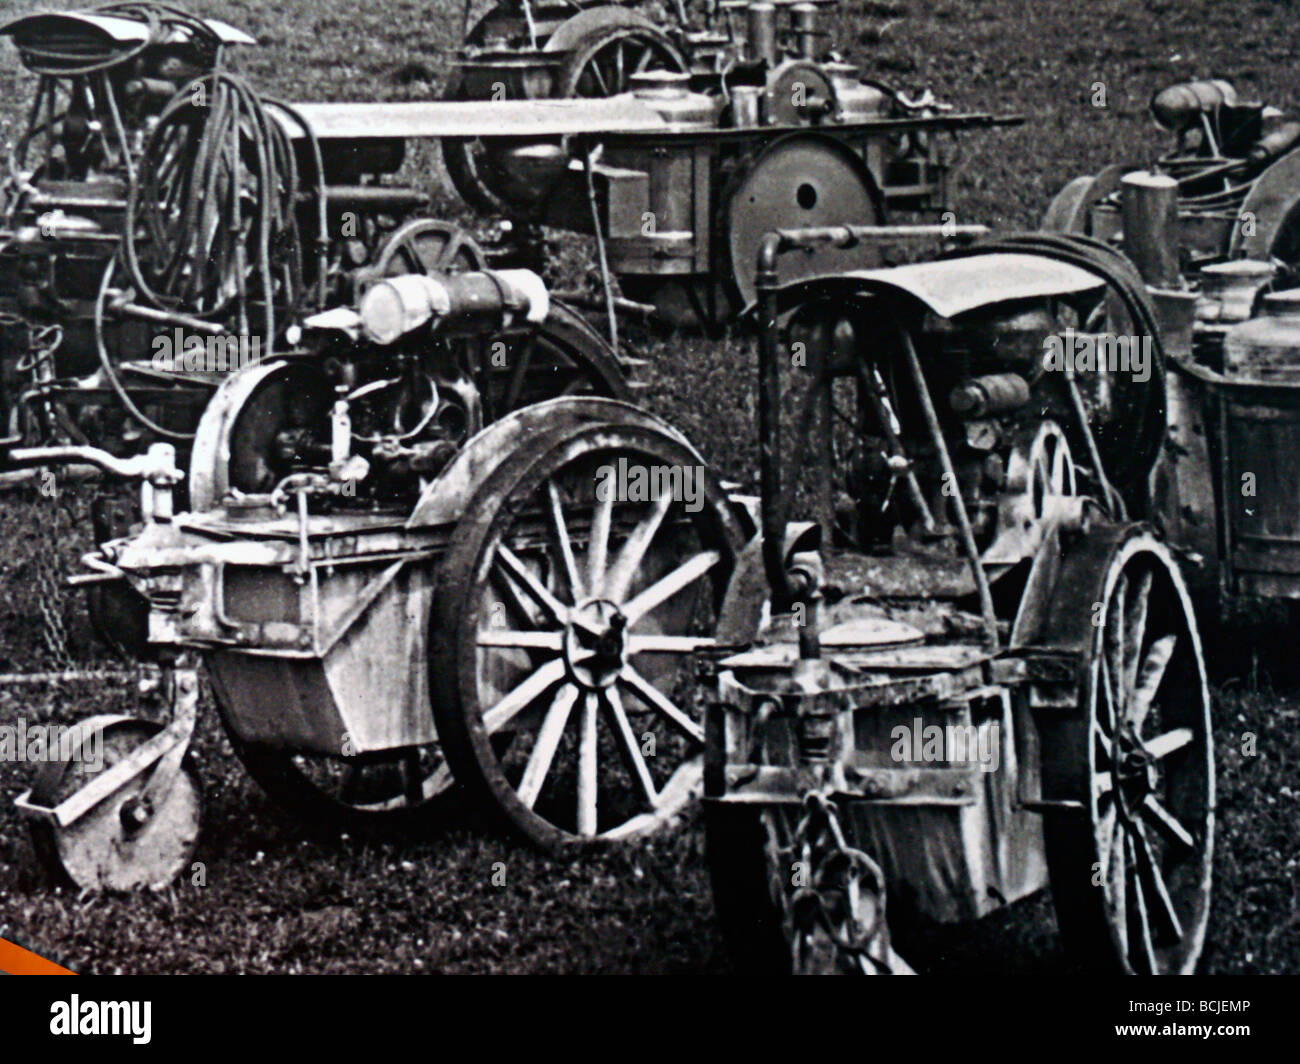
[701,221,1215,974]
[440,0,1020,326]
[0,0,1016,480]
[0,3,638,485]
[1046,77,1300,622]
[0,2,659,671]
[1,5,751,888]
[1044,79,1300,275]
[15,260,751,890]
[1101,172,1300,626]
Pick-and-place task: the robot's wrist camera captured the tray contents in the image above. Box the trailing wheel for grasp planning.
[438,73,518,218]
[28,716,202,892]
[432,419,743,850]
[1045,531,1214,974]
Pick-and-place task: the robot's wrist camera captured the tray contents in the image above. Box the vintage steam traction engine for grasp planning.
[699,161,1300,973]
[0,5,1231,978]
[0,3,633,482]
[1,6,745,887]
[0,0,1015,480]
[19,274,750,888]
[439,0,1019,325]
[1044,78,1300,275]
[1048,78,1300,623]
[701,218,1214,974]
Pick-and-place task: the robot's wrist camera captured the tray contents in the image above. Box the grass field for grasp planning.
[2,0,1300,974]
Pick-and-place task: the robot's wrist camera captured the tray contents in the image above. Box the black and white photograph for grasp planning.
[0,0,1288,1013]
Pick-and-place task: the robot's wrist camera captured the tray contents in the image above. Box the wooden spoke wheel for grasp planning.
[441,13,686,216]
[28,716,202,892]
[1045,532,1214,974]
[438,73,521,218]
[433,420,743,850]
[557,26,687,99]
[1023,420,1077,516]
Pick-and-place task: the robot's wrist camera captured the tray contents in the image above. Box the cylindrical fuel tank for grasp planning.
[822,62,889,121]
[1150,79,1238,132]
[1224,288,1300,379]
[747,2,778,66]
[627,71,717,128]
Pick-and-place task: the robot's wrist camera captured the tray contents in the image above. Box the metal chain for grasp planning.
[33,497,76,671]
[786,790,897,974]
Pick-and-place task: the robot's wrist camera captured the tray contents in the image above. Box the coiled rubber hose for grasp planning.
[9,2,219,76]
[98,71,328,440]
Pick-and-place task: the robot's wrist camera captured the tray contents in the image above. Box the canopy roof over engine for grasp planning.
[789,252,1106,319]
[0,11,255,48]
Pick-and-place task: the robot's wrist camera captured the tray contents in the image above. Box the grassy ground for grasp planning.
[1,0,1300,973]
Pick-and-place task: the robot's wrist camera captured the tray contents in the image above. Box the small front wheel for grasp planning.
[28,717,202,892]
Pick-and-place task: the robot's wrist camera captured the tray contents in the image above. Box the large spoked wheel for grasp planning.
[439,74,518,217]
[557,26,687,99]
[1045,532,1214,974]
[433,420,743,851]
[28,716,202,892]
[1023,421,1078,509]
[213,691,457,835]
[441,12,687,216]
